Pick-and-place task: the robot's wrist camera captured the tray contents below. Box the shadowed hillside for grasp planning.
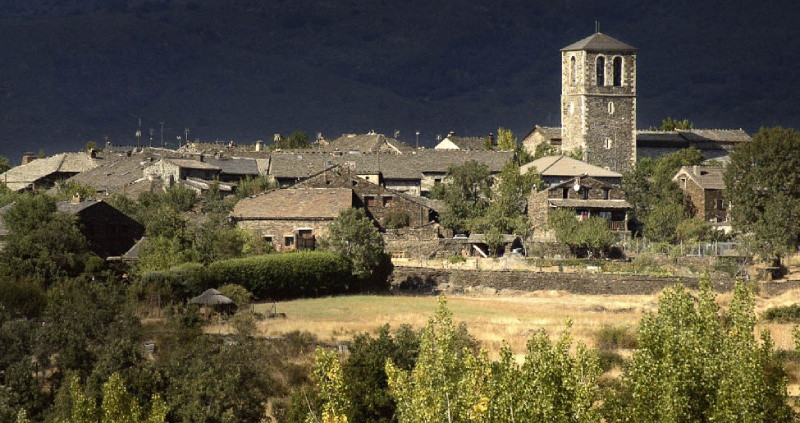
[1,0,798,162]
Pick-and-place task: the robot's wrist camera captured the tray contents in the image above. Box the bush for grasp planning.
[595,325,638,350]
[448,255,466,264]
[139,262,211,300]
[762,304,800,323]
[597,350,625,372]
[207,252,354,300]
[383,209,411,229]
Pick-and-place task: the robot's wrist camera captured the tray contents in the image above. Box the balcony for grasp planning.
[608,220,627,231]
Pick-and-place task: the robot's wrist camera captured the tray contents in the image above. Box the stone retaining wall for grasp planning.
[390,266,800,296]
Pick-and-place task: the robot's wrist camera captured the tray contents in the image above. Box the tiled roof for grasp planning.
[166,159,220,170]
[520,156,622,178]
[319,133,413,153]
[548,199,631,209]
[673,165,726,190]
[636,129,751,146]
[561,32,636,52]
[231,188,354,220]
[268,150,513,181]
[66,150,178,197]
[439,136,487,150]
[0,152,99,191]
[203,157,260,176]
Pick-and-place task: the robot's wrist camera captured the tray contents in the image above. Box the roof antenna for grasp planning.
[595,20,600,34]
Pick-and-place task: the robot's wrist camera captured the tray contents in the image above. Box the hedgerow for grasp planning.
[206,252,354,300]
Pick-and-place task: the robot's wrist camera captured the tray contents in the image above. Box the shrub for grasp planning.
[218,283,253,307]
[383,209,411,229]
[762,304,800,323]
[207,252,353,300]
[139,262,211,300]
[448,254,466,264]
[595,325,638,350]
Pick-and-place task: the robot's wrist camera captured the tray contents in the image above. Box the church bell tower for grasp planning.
[560,32,637,172]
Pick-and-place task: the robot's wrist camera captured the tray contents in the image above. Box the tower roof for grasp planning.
[561,32,636,52]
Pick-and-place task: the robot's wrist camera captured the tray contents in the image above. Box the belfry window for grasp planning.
[596,56,605,86]
[570,56,577,85]
[613,57,623,86]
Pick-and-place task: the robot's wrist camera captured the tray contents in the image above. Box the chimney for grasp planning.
[88,149,97,159]
[21,152,37,165]
[693,165,698,175]
[448,131,456,137]
[71,193,82,204]
[489,133,495,146]
[255,140,264,152]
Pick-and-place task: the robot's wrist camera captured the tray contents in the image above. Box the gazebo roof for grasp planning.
[189,288,235,306]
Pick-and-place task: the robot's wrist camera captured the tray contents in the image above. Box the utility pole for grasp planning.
[415,130,420,149]
[160,122,165,147]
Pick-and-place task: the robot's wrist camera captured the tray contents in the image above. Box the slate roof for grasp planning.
[57,199,100,214]
[439,135,487,150]
[203,157,260,176]
[0,152,99,191]
[636,129,751,146]
[673,166,726,190]
[536,126,562,140]
[548,199,631,209]
[231,188,354,220]
[166,159,220,170]
[561,32,636,52]
[66,150,179,197]
[320,133,413,153]
[520,156,622,178]
[268,150,513,181]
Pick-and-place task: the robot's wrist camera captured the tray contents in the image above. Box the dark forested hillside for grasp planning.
[1,0,798,162]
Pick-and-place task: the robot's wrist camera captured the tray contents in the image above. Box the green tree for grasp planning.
[0,156,10,174]
[84,141,99,152]
[496,127,517,151]
[548,209,614,257]
[660,116,694,131]
[532,141,559,160]
[675,217,713,243]
[438,160,493,233]
[622,147,703,236]
[235,174,275,199]
[724,126,800,263]
[320,208,392,285]
[53,181,97,202]
[606,279,792,421]
[272,130,311,149]
[386,297,491,422]
[0,194,92,283]
[642,201,685,242]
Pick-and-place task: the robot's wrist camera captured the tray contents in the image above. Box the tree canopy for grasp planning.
[724,126,800,261]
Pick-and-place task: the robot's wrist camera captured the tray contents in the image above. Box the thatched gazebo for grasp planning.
[189,289,236,317]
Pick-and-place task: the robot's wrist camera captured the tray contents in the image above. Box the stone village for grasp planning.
[0,32,756,271]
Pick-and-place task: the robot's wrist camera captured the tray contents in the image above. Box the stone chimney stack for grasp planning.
[21,152,37,165]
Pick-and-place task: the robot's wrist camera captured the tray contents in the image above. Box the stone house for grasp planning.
[143,158,221,184]
[291,166,440,229]
[522,126,562,155]
[0,151,99,192]
[0,197,145,259]
[520,155,622,187]
[528,175,630,239]
[267,149,513,197]
[434,132,490,150]
[673,165,729,225]
[231,187,355,250]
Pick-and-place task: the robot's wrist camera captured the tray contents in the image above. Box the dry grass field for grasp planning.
[229,287,800,354]
[207,287,800,395]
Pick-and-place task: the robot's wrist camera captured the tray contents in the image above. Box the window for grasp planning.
[680,178,687,189]
[613,56,623,86]
[570,56,577,85]
[608,102,615,114]
[596,56,605,86]
[263,235,274,244]
[603,188,610,200]
[568,102,574,115]
[717,199,725,210]
[298,229,313,239]
[284,236,295,247]
[382,196,394,206]
[582,188,589,200]
[562,188,569,199]
[365,196,376,207]
[605,137,612,149]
